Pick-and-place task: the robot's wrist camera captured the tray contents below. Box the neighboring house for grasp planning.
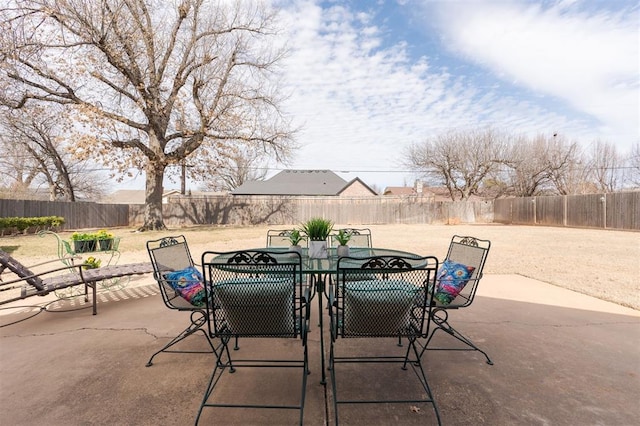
[383,183,490,201]
[101,190,149,204]
[231,170,378,196]
[382,186,417,196]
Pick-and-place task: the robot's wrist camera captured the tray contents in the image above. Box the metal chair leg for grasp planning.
[420,308,493,365]
[146,310,218,367]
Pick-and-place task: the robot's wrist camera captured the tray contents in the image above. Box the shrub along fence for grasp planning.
[1,191,637,232]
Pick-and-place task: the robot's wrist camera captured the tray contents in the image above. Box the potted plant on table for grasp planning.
[287,229,306,255]
[334,229,352,257]
[301,217,333,259]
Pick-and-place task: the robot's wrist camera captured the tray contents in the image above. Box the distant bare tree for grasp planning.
[0,106,106,200]
[538,135,581,195]
[503,134,551,196]
[629,143,640,187]
[0,134,39,195]
[584,139,622,193]
[200,145,270,191]
[1,0,294,230]
[503,133,584,196]
[404,128,507,200]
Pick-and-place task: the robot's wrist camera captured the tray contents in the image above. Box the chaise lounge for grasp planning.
[0,249,153,315]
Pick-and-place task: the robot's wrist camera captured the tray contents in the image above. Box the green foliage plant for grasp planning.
[334,229,352,246]
[95,229,114,240]
[288,229,305,246]
[71,230,114,241]
[82,256,102,269]
[71,232,94,241]
[0,216,65,235]
[301,217,333,241]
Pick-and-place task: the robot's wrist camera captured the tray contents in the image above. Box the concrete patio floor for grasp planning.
[1,274,639,425]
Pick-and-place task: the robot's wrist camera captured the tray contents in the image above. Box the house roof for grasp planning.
[338,177,378,196]
[231,170,352,196]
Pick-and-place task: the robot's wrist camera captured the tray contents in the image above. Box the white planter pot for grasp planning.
[289,245,302,255]
[308,241,328,258]
[336,245,350,257]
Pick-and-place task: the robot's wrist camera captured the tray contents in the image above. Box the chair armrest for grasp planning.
[0,264,84,288]
[24,256,83,269]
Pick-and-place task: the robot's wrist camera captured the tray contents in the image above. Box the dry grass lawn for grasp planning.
[1,223,638,310]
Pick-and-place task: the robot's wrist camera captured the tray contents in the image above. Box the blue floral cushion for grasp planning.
[164,266,206,307]
[433,260,476,305]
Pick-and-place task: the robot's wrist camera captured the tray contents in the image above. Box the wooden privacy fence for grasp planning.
[494,191,639,230]
[129,195,494,227]
[0,199,130,230]
[1,192,637,231]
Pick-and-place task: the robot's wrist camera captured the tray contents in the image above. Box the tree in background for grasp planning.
[629,143,640,187]
[532,134,581,195]
[585,139,623,193]
[406,128,634,198]
[0,106,106,201]
[404,128,507,200]
[199,144,269,192]
[0,0,294,230]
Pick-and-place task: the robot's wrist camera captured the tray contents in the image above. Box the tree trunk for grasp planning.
[139,163,167,231]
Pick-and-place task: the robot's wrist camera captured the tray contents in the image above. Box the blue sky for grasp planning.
[120,0,637,192]
[258,0,639,190]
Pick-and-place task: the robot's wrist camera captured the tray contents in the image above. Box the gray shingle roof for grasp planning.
[231,170,349,195]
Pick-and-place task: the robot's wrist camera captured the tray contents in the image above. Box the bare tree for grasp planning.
[0,0,294,230]
[544,135,582,195]
[404,128,506,200]
[0,106,106,200]
[502,133,584,196]
[502,134,550,196]
[0,133,40,196]
[200,144,269,191]
[584,139,623,193]
[629,143,640,187]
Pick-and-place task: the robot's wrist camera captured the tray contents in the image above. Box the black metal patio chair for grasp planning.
[145,235,220,367]
[196,249,310,425]
[329,254,441,425]
[419,235,493,365]
[266,229,308,248]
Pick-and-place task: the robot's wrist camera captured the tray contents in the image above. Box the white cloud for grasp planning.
[429,0,639,148]
[268,0,639,189]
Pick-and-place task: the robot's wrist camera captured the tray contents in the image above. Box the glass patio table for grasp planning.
[262,246,424,384]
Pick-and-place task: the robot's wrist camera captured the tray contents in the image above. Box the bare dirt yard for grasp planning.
[2,223,638,310]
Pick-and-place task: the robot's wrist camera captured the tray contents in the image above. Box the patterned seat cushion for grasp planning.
[433,260,476,305]
[164,266,206,307]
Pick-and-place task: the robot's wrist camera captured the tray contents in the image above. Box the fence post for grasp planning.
[532,198,536,225]
[600,194,607,229]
